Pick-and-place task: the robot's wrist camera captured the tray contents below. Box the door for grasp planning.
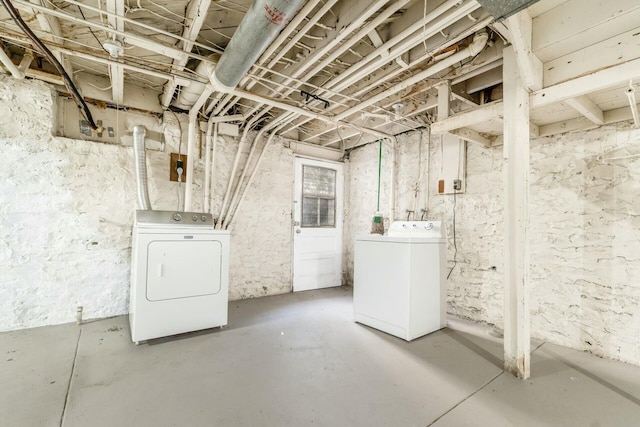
[293,157,344,292]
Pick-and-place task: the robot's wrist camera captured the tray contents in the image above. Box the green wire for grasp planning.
[377,140,382,212]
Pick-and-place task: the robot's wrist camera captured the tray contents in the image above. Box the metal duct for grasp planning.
[133,125,152,210]
[210,0,305,92]
[475,0,541,20]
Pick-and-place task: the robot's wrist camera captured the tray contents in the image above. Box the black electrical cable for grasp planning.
[77,5,110,56]
[1,0,98,129]
[447,188,458,280]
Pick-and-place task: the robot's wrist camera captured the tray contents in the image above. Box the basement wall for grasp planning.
[346,127,640,366]
[0,76,294,331]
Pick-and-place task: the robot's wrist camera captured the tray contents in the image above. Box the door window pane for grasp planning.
[301,165,336,227]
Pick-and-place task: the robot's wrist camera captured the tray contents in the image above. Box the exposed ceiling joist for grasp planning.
[564,95,604,125]
[106,0,124,104]
[160,0,211,108]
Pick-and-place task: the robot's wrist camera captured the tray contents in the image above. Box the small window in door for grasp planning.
[301,165,336,227]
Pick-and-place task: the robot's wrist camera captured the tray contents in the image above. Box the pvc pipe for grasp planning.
[225,119,294,228]
[390,136,397,222]
[0,48,25,79]
[335,31,489,122]
[626,87,639,128]
[204,120,215,213]
[184,86,213,211]
[216,114,263,229]
[132,125,152,210]
[223,112,297,228]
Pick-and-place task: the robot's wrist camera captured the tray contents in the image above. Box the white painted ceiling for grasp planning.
[1,0,639,148]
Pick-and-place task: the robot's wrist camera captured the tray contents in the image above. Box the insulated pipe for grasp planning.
[210,0,306,92]
[133,125,152,210]
[0,48,25,79]
[174,56,215,109]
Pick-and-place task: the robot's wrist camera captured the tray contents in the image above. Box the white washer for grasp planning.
[129,210,230,343]
[353,221,446,341]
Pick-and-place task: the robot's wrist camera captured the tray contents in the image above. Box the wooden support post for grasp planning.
[502,46,530,379]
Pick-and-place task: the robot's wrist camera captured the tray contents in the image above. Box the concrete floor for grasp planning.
[2,287,639,427]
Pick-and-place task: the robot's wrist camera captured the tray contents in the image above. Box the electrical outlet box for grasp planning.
[453,179,462,191]
[170,153,187,182]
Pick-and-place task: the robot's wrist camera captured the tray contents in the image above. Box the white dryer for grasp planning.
[353,221,446,341]
[129,210,230,343]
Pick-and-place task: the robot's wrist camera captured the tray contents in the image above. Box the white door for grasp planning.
[293,157,343,292]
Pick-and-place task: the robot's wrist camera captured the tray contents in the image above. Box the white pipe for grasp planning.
[132,125,152,210]
[0,48,25,79]
[210,124,219,216]
[221,0,391,117]
[626,87,639,128]
[204,120,214,213]
[225,119,293,228]
[229,88,392,141]
[336,31,489,122]
[223,112,297,228]
[174,56,215,110]
[184,87,213,211]
[390,136,397,222]
[216,114,263,229]
[282,2,487,139]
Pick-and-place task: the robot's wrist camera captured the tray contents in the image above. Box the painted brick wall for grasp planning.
[346,126,640,365]
[0,76,295,331]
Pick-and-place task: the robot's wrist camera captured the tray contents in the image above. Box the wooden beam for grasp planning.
[505,11,542,91]
[106,0,125,104]
[564,95,604,125]
[502,46,531,380]
[368,29,389,58]
[531,57,640,108]
[430,101,503,134]
[437,81,450,121]
[450,128,490,147]
[28,0,72,75]
[539,103,640,137]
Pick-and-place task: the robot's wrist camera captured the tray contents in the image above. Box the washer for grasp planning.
[129,210,230,343]
[353,221,446,341]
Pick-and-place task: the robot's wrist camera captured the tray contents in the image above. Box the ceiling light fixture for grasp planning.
[103,40,124,58]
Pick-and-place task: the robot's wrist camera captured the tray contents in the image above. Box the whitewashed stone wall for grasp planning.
[346,126,640,365]
[0,76,295,331]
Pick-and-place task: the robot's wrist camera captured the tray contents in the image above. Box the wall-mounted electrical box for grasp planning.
[438,133,466,194]
[170,153,187,182]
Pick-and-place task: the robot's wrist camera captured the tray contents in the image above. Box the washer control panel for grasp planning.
[387,221,443,238]
[136,210,214,228]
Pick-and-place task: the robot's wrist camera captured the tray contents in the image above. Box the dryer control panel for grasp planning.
[135,210,214,228]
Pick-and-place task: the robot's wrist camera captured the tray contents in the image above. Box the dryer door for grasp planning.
[146,240,222,301]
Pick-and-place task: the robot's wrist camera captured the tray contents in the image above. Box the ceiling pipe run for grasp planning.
[210,0,306,93]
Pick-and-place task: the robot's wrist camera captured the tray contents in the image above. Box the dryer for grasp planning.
[129,210,230,344]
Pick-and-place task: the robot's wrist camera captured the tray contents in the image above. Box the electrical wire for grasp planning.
[1,0,97,129]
